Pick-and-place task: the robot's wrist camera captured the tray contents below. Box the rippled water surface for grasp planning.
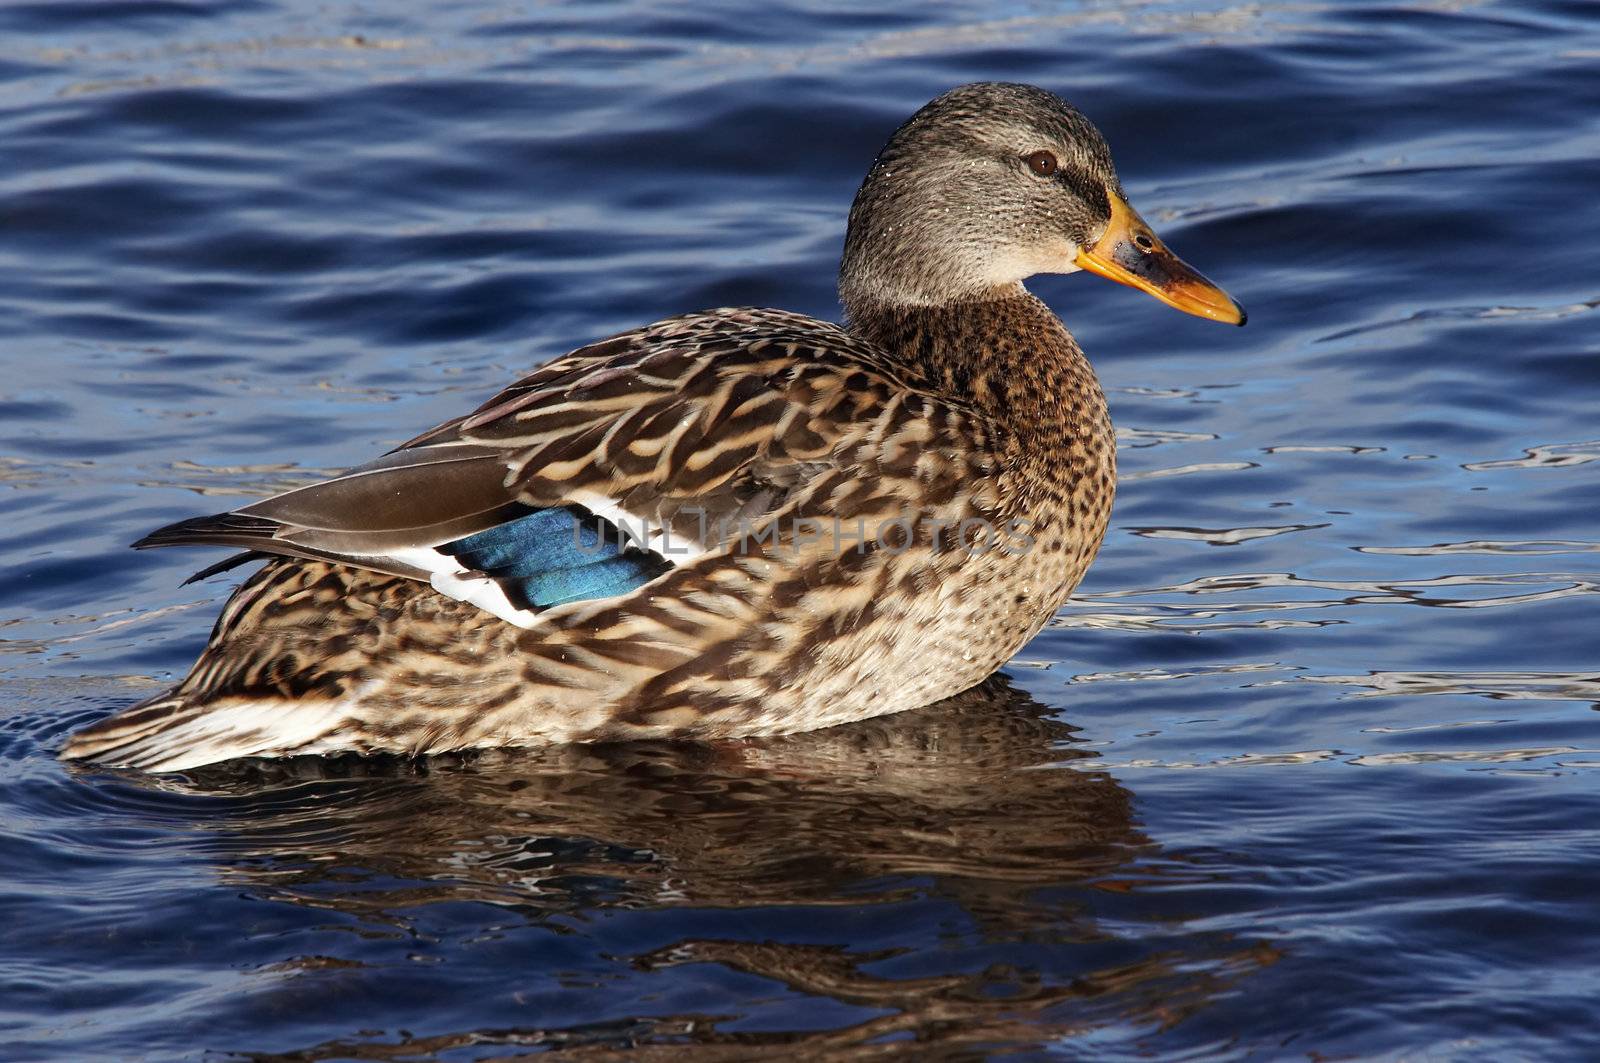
[3,1,1599,1058]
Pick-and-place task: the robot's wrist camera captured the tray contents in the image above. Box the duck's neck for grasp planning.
[842,288,1110,445]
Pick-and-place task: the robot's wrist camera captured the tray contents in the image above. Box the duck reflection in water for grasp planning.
[84,677,1279,1057]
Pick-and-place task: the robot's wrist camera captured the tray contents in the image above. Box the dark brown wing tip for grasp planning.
[131,513,280,551]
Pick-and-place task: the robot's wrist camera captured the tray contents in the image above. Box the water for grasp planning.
[2,1,1597,1057]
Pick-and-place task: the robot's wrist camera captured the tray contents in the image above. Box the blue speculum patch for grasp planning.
[439,505,671,609]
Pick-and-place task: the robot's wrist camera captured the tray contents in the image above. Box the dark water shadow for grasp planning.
[68,676,1277,1058]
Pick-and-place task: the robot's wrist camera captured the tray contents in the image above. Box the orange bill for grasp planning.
[1077,194,1246,326]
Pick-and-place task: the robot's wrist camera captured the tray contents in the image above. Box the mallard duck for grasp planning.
[63,82,1242,772]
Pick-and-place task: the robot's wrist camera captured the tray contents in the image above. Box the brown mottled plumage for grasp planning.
[62,82,1242,771]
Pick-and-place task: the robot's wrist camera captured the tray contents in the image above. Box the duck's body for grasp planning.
[63,83,1239,772]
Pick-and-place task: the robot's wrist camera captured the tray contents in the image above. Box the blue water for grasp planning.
[3,1,1599,1058]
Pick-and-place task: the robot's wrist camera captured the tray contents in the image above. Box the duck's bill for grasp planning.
[1076,195,1246,326]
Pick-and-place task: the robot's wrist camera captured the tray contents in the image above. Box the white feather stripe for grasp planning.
[429,568,542,628]
[385,546,545,628]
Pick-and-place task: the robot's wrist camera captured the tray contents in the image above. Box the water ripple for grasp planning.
[1463,440,1600,471]
[1127,523,1329,546]
[1123,460,1261,481]
[1317,295,1600,343]
[1356,539,1600,556]
[1299,670,1600,703]
[1063,570,1600,633]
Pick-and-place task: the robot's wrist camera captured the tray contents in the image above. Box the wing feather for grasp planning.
[134,306,969,621]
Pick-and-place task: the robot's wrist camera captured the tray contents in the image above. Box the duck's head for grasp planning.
[839,82,1244,326]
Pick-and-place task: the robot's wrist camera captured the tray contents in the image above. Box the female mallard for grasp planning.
[63,82,1242,772]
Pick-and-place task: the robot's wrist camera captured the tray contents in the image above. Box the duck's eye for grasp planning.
[1025,150,1058,177]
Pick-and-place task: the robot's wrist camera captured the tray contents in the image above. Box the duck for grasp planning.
[62,82,1243,772]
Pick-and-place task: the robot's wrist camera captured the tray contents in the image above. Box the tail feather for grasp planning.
[60,692,355,772]
[59,694,206,770]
